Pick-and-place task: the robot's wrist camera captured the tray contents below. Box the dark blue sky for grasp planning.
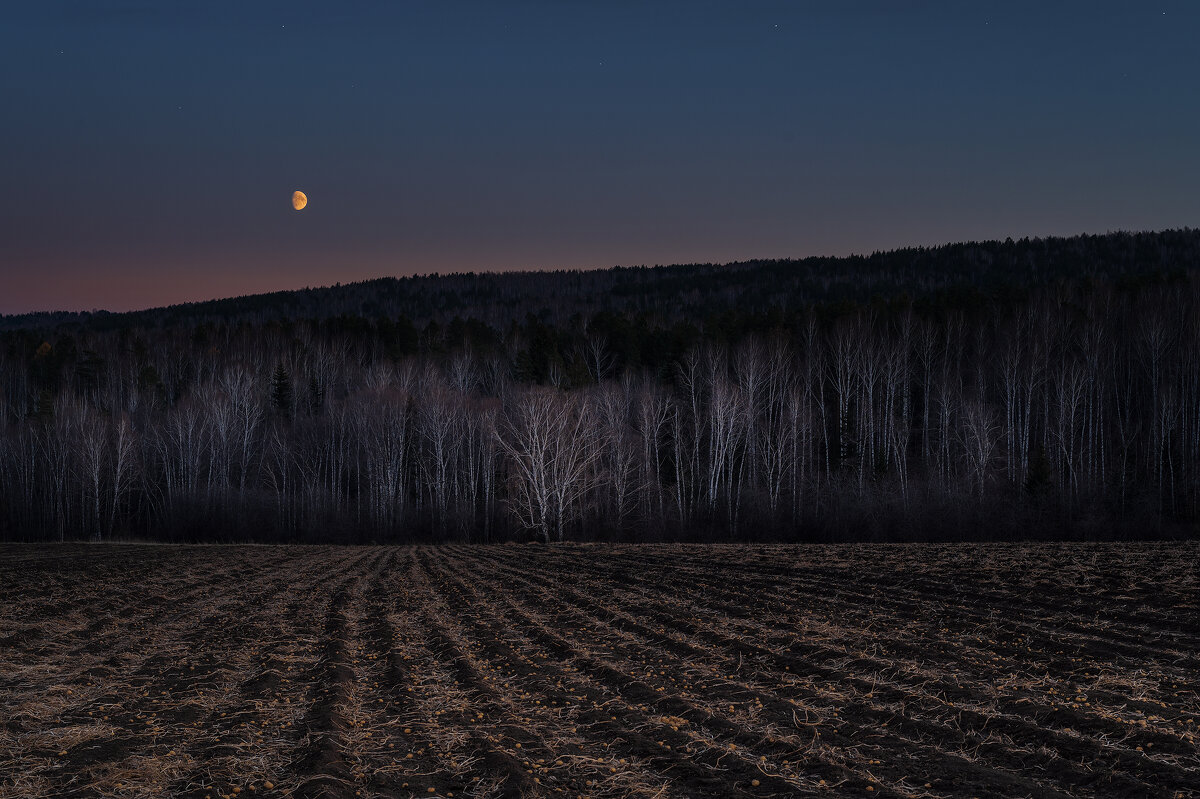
[2,1,1197,313]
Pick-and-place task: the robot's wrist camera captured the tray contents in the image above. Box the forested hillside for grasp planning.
[1,229,1199,542]
[5,228,1199,333]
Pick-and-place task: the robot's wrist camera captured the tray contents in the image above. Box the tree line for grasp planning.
[4,228,1198,334]
[1,266,1199,542]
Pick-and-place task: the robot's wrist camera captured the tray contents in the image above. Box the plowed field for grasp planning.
[1,544,1198,799]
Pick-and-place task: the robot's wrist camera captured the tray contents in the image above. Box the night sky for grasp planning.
[2,1,1197,314]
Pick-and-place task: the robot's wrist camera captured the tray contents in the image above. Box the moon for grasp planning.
[292,190,307,211]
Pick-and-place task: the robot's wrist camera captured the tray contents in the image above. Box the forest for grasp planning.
[1,229,1199,542]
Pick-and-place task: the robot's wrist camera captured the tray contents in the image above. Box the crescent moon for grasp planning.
[292,190,307,211]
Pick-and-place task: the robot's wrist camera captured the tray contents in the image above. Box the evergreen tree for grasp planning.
[307,374,323,415]
[1024,445,1053,499]
[271,364,293,420]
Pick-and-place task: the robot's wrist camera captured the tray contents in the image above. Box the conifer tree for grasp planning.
[270,364,293,420]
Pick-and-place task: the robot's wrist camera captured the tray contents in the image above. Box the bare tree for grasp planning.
[416,376,459,535]
[958,399,1000,500]
[497,388,600,542]
[585,333,614,384]
[597,383,641,531]
[109,415,137,537]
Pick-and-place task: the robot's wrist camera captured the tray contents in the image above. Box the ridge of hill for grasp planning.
[3,228,1197,332]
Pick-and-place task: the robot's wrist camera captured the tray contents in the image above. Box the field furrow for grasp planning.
[474,550,1117,799]
[1,543,1196,799]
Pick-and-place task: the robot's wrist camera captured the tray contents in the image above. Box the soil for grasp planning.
[0,542,1197,798]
